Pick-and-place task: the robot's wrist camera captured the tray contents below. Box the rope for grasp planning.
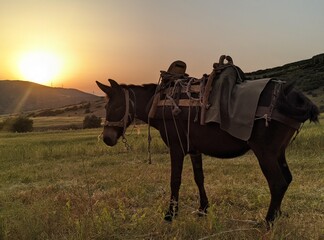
[122,135,131,151]
[97,132,103,142]
[290,122,304,145]
[171,109,186,156]
[187,98,191,152]
[162,98,171,149]
[152,75,204,156]
[149,72,207,159]
[147,75,162,164]
[147,118,152,164]
[254,114,270,127]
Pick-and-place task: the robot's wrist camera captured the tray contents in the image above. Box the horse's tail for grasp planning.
[277,81,320,123]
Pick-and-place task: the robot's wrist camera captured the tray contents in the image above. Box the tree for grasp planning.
[0,116,33,132]
[83,114,102,129]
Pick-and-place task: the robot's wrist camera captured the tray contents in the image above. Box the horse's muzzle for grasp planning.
[102,128,119,146]
[103,136,117,146]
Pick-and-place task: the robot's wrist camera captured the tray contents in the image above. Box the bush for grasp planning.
[0,116,33,132]
[301,77,323,91]
[36,109,65,117]
[83,114,102,129]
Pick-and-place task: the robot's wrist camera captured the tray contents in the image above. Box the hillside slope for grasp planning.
[246,53,324,90]
[1,54,323,115]
[246,53,324,111]
[0,80,100,115]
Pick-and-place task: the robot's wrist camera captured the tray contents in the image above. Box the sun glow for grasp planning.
[18,51,62,85]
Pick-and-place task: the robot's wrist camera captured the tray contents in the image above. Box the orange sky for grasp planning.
[1,0,324,95]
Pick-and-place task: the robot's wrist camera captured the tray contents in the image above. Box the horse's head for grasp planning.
[96,79,134,146]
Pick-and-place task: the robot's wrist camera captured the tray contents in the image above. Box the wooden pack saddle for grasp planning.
[148,56,301,140]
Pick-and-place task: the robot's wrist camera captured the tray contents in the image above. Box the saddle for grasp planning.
[149,55,300,140]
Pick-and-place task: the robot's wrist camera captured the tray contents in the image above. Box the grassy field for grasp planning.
[31,116,85,130]
[0,117,323,239]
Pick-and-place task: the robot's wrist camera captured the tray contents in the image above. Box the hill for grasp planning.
[246,53,324,111]
[0,80,101,115]
[1,54,323,116]
[28,98,106,118]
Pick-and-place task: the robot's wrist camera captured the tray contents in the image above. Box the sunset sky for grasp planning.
[1,0,324,95]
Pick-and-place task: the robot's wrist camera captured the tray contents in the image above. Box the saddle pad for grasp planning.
[205,66,271,140]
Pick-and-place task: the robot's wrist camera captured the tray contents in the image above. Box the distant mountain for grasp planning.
[0,80,100,115]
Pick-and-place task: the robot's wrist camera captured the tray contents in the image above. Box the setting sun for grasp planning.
[18,51,62,85]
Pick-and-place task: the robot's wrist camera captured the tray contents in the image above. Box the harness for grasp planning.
[147,55,302,150]
[102,88,136,149]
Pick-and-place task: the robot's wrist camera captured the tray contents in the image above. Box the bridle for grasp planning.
[102,88,136,142]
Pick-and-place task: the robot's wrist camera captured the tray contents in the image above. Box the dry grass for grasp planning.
[0,117,323,239]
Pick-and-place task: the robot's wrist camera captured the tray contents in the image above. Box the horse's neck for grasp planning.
[129,84,156,124]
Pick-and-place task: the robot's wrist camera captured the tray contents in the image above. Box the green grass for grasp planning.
[0,119,323,239]
[31,116,85,130]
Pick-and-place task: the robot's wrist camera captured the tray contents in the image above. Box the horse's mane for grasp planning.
[118,83,157,113]
[277,81,319,123]
[120,83,157,90]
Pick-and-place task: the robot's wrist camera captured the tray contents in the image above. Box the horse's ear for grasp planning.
[96,81,112,95]
[108,79,121,90]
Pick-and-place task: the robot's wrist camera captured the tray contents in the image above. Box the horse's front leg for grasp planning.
[190,152,209,216]
[164,149,184,221]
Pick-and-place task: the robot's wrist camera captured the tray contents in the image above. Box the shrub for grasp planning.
[0,116,33,132]
[301,78,323,91]
[83,102,91,109]
[83,114,102,129]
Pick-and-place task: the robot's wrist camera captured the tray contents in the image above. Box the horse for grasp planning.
[96,78,319,224]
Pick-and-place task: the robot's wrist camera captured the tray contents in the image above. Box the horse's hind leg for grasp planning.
[190,152,209,215]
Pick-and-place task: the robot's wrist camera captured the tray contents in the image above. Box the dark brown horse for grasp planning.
[96,78,319,224]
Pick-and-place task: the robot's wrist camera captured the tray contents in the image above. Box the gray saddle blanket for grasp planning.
[205,66,271,140]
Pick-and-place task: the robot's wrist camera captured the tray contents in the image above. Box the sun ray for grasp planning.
[13,84,33,114]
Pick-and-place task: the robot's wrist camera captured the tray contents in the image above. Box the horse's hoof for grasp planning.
[253,220,269,229]
[192,208,208,217]
[164,213,173,222]
[198,209,208,217]
[164,210,177,222]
